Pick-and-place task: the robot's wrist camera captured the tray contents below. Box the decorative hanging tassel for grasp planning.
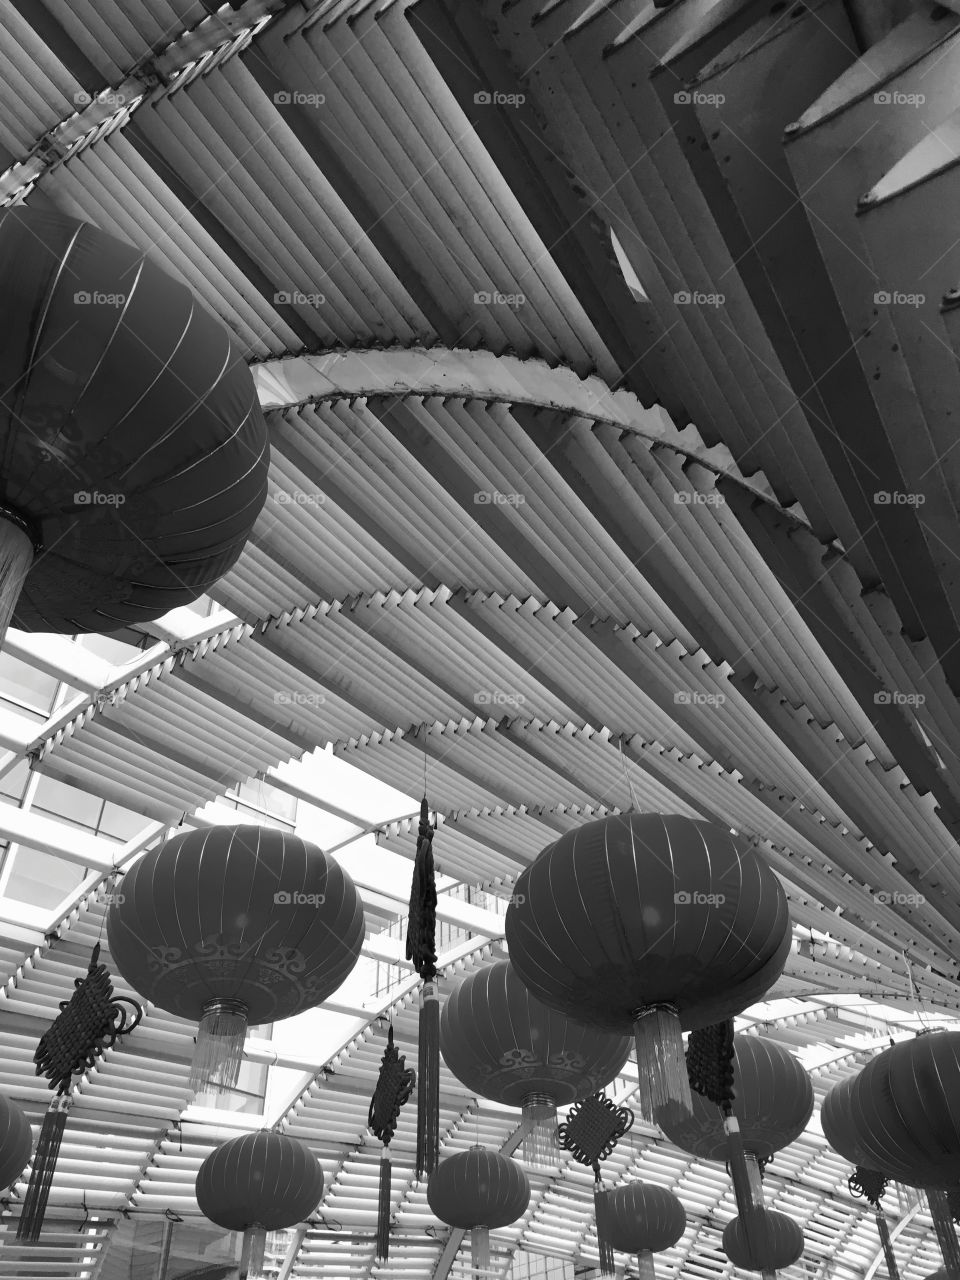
[240,1223,268,1279]
[521,1093,559,1167]
[928,1189,960,1275]
[190,998,248,1096]
[849,1167,899,1280]
[377,1152,392,1259]
[407,796,439,1177]
[637,1249,657,1280]
[0,508,34,643]
[876,1212,901,1280]
[471,1225,490,1279]
[594,1178,616,1276]
[368,1021,416,1259]
[633,1003,692,1126]
[17,1094,71,1241]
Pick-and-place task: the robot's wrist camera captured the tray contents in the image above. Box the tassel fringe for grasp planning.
[633,1004,692,1127]
[876,1212,900,1280]
[240,1223,267,1280]
[637,1249,657,1280]
[928,1189,960,1275]
[471,1225,490,1279]
[521,1096,559,1167]
[17,1095,71,1242]
[190,1000,248,1097]
[377,1153,392,1258]
[595,1183,615,1276]
[416,984,440,1177]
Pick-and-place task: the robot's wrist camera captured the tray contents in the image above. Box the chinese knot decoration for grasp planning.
[368,1025,416,1258]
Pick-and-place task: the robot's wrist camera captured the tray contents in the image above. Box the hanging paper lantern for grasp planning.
[660,1033,813,1161]
[440,961,632,1165]
[821,1075,879,1171]
[196,1130,324,1279]
[427,1147,530,1277]
[604,1182,686,1280]
[841,1033,960,1189]
[0,205,269,644]
[723,1210,804,1272]
[0,1095,32,1190]
[106,825,364,1096]
[506,813,791,1125]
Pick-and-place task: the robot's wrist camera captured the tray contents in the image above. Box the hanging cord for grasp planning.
[618,735,640,812]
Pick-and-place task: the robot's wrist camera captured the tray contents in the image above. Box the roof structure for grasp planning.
[1,0,960,1277]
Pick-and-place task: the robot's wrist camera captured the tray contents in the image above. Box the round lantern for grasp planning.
[820,1075,879,1171]
[196,1130,324,1279]
[505,813,791,1124]
[106,825,364,1094]
[659,1035,813,1161]
[440,961,632,1164]
[0,1095,31,1190]
[844,1032,960,1189]
[0,205,269,643]
[604,1182,686,1280]
[428,1147,530,1276]
[723,1210,804,1273]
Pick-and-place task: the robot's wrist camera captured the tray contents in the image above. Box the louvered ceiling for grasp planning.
[1,0,960,1276]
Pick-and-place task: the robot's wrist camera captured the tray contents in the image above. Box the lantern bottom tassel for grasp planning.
[522,1094,559,1167]
[377,1152,392,1259]
[0,512,33,643]
[928,1189,960,1275]
[190,999,248,1097]
[240,1224,267,1280]
[17,1094,72,1242]
[416,982,440,1177]
[471,1226,490,1279]
[637,1249,657,1280]
[594,1180,615,1276]
[876,1212,900,1280]
[634,1003,693,1127]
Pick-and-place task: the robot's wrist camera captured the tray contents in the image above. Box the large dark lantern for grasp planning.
[440,961,631,1164]
[427,1147,530,1278]
[604,1182,686,1280]
[106,825,364,1095]
[0,205,269,642]
[505,813,791,1124]
[723,1210,805,1273]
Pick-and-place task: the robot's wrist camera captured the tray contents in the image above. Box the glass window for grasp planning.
[0,653,59,712]
[32,773,104,830]
[0,759,31,804]
[76,634,143,665]
[98,801,151,842]
[4,846,86,909]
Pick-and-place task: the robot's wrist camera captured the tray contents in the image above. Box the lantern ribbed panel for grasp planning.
[196,1131,325,1232]
[505,814,791,1033]
[822,1076,879,1169]
[604,1183,687,1254]
[427,1149,530,1229]
[843,1033,960,1189]
[0,206,269,634]
[106,826,365,1024]
[660,1035,813,1161]
[440,961,632,1106]
[0,1095,32,1190]
[723,1211,805,1271]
